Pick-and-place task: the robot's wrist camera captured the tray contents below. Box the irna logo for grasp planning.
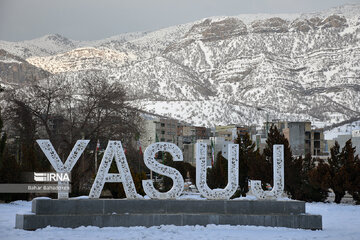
[34,172,71,182]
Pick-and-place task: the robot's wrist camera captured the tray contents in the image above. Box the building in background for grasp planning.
[178,125,211,144]
[141,117,182,151]
[141,117,213,165]
[215,125,236,141]
[308,128,325,156]
[197,137,233,167]
[179,126,211,165]
[141,117,331,164]
[215,124,257,142]
[183,144,195,166]
[267,120,325,157]
[237,125,256,138]
[330,130,360,156]
[253,128,268,153]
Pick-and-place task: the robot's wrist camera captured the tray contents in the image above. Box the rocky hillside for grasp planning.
[0,49,50,85]
[1,4,359,127]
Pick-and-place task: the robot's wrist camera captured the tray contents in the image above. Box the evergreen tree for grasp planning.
[348,159,360,204]
[341,140,360,204]
[327,141,346,203]
[263,126,297,197]
[247,149,270,188]
[309,140,360,204]
[161,152,196,192]
[293,154,328,202]
[234,132,256,196]
[207,151,228,189]
[308,158,331,198]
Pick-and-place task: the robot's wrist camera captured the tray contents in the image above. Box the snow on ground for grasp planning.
[0,200,360,240]
[324,120,360,140]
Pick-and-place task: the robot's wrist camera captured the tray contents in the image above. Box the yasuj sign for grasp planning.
[37,140,285,200]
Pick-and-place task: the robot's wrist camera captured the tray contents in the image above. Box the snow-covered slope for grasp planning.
[0,49,50,84]
[0,32,149,59]
[324,120,360,140]
[27,47,137,74]
[0,34,78,58]
[1,4,359,127]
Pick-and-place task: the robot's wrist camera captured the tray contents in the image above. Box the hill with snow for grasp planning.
[0,49,50,85]
[1,4,359,127]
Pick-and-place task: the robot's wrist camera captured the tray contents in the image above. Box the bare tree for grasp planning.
[6,71,142,147]
[4,70,143,195]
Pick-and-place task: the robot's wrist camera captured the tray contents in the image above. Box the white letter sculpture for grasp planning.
[142,143,184,199]
[250,144,285,199]
[89,141,141,199]
[196,142,239,200]
[37,139,90,199]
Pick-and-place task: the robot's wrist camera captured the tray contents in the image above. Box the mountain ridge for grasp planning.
[0,4,359,127]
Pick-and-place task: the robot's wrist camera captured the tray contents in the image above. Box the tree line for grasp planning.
[145,125,360,204]
[208,126,360,204]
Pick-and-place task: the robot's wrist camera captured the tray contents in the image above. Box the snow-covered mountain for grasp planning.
[0,49,50,85]
[0,34,78,59]
[1,4,359,127]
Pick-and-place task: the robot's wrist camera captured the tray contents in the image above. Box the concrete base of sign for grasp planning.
[15,199,322,230]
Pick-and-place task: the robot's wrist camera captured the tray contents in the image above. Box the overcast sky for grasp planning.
[0,0,359,42]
